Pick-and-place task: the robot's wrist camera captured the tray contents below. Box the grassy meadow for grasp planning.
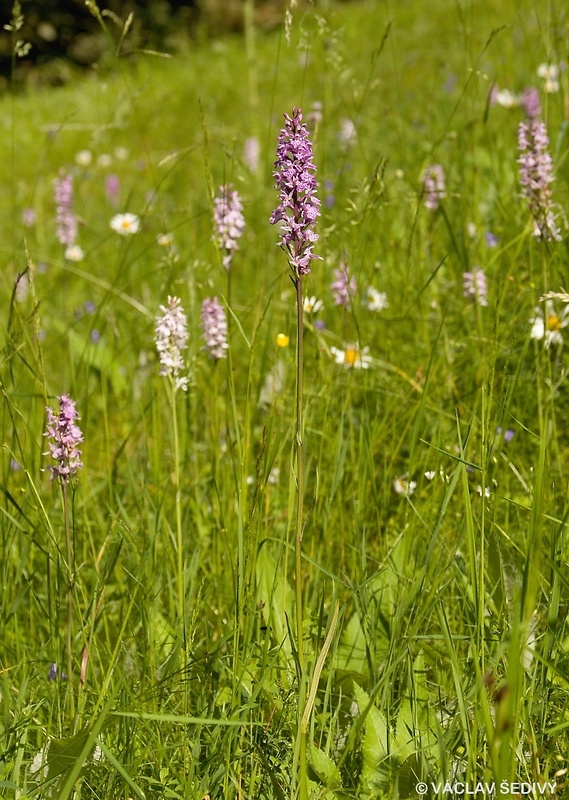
[1,0,569,797]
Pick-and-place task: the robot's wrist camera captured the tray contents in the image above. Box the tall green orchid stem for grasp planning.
[294,274,308,800]
[62,483,75,720]
[170,382,185,640]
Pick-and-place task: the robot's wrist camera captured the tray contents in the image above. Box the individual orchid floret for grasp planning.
[213,185,245,270]
[54,172,78,247]
[518,120,561,241]
[155,296,189,391]
[423,164,446,211]
[201,296,229,360]
[269,107,321,278]
[463,268,488,306]
[331,262,357,307]
[44,394,84,484]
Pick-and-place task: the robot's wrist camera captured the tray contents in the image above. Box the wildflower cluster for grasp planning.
[213,185,245,270]
[201,297,229,360]
[44,394,84,484]
[270,107,321,278]
[155,296,189,391]
[517,120,561,241]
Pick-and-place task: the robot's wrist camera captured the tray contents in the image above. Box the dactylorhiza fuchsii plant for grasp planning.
[54,171,82,260]
[270,108,321,277]
[463,268,489,307]
[201,296,229,360]
[44,394,83,483]
[331,261,357,307]
[423,163,446,211]
[517,119,562,241]
[213,184,245,270]
[270,106,321,800]
[44,393,84,718]
[154,295,189,632]
[155,295,189,392]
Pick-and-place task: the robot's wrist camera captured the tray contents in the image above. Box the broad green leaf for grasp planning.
[309,743,342,789]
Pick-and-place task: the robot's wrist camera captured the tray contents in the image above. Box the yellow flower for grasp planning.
[276,333,290,348]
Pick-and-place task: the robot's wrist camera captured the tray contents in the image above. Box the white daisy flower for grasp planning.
[303,295,324,314]
[110,213,140,236]
[113,146,130,160]
[97,153,112,168]
[64,244,85,261]
[75,149,93,166]
[330,344,372,369]
[530,300,569,347]
[537,63,560,92]
[394,476,417,496]
[424,470,436,481]
[494,88,520,108]
[157,233,174,247]
[339,118,357,146]
[364,286,388,312]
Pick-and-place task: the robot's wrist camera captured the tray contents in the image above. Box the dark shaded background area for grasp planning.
[0,0,313,86]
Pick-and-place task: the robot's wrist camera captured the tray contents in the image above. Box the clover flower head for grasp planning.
[423,164,446,211]
[44,394,84,484]
[518,120,562,241]
[331,262,357,307]
[54,172,78,247]
[155,296,189,391]
[269,107,321,277]
[213,185,245,270]
[463,268,488,306]
[201,296,229,360]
